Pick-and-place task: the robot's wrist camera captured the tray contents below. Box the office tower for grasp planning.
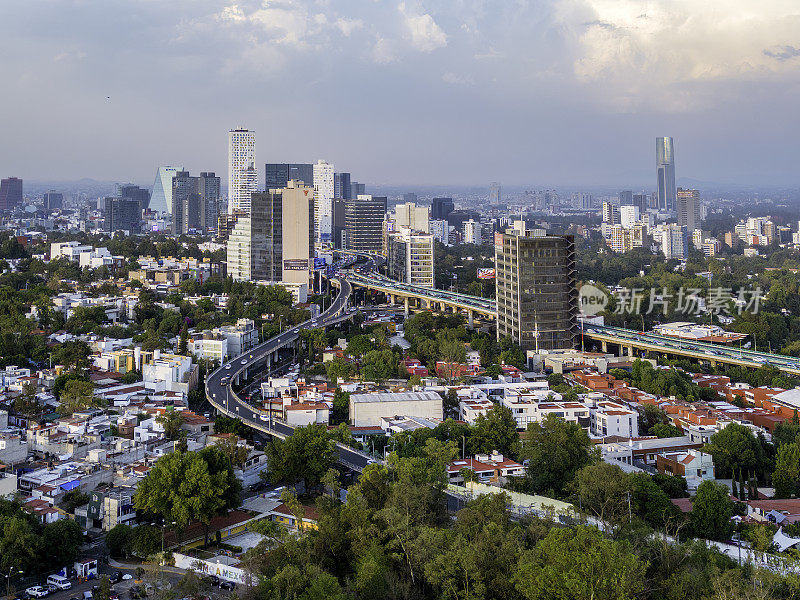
[660,224,688,260]
[388,229,435,287]
[119,185,150,212]
[228,128,257,214]
[430,219,448,244]
[609,225,635,253]
[104,197,141,233]
[489,182,501,204]
[463,219,482,244]
[227,191,269,282]
[656,137,676,212]
[266,163,314,190]
[620,205,640,229]
[446,209,480,230]
[394,202,429,233]
[345,195,387,253]
[334,172,352,200]
[618,190,633,205]
[198,172,221,233]
[332,199,347,249]
[403,192,418,204]
[602,201,620,225]
[677,188,701,233]
[171,171,199,234]
[43,191,63,211]
[632,192,648,213]
[351,181,366,197]
[574,192,593,210]
[279,181,315,286]
[226,181,314,283]
[431,197,454,221]
[0,177,23,211]
[495,228,577,351]
[312,160,334,246]
[150,166,183,214]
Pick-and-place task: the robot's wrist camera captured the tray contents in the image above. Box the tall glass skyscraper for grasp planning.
[228,128,257,215]
[656,137,676,212]
[150,166,183,214]
[265,164,314,190]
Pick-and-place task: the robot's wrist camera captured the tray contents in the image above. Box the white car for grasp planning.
[26,588,48,599]
[225,364,232,370]
[241,359,247,365]
[293,328,300,333]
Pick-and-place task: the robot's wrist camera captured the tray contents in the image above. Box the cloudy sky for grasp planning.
[2,0,800,187]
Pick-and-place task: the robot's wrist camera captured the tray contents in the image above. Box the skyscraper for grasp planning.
[43,191,63,211]
[431,197,454,221]
[171,171,199,235]
[618,190,633,205]
[334,172,352,200]
[104,197,141,233]
[660,224,688,260]
[656,137,676,212]
[266,163,314,190]
[495,228,577,351]
[313,160,334,246]
[489,182,501,204]
[228,128,257,214]
[150,166,183,214]
[0,177,23,211]
[677,188,701,233]
[226,181,314,284]
[118,185,150,212]
[345,195,387,253]
[387,229,435,287]
[198,172,221,233]
[394,202,430,233]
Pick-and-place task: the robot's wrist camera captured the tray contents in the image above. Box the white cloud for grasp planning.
[442,71,474,85]
[372,37,398,64]
[398,2,447,52]
[562,0,800,111]
[335,17,363,37]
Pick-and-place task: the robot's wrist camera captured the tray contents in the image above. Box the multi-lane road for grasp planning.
[205,272,376,472]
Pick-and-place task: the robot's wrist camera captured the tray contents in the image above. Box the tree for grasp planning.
[471,405,519,458]
[105,524,133,558]
[264,423,338,491]
[134,449,240,545]
[703,422,765,480]
[629,473,681,529]
[156,409,185,441]
[325,358,355,386]
[39,519,83,569]
[520,414,597,497]
[361,350,396,384]
[514,526,646,600]
[130,524,161,558]
[772,442,800,498]
[573,462,631,528]
[58,379,98,416]
[331,389,350,425]
[213,435,249,469]
[0,515,38,572]
[178,323,188,355]
[651,422,683,438]
[689,481,734,541]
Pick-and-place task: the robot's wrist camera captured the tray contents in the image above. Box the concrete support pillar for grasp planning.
[626,345,634,357]
[468,310,474,328]
[601,340,608,353]
[404,296,410,317]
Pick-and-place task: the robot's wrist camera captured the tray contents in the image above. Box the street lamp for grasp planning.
[5,568,24,599]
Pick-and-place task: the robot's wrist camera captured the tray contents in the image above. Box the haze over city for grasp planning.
[3,0,800,186]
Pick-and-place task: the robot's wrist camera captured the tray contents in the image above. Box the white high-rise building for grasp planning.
[388,228,435,288]
[394,202,429,233]
[620,205,640,229]
[430,219,448,245]
[313,160,334,247]
[464,219,482,245]
[150,166,183,215]
[228,129,257,215]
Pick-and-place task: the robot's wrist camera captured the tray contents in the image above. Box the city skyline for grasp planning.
[2,2,800,187]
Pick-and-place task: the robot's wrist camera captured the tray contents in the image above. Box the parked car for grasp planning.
[203,576,220,587]
[25,588,48,599]
[219,582,236,591]
[46,575,71,591]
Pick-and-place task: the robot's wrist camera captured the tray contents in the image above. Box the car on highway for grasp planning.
[225,364,231,370]
[241,359,247,365]
[293,328,299,333]
[25,588,48,599]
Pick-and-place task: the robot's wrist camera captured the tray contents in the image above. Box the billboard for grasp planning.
[313,257,327,270]
[283,259,310,271]
[477,268,495,280]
